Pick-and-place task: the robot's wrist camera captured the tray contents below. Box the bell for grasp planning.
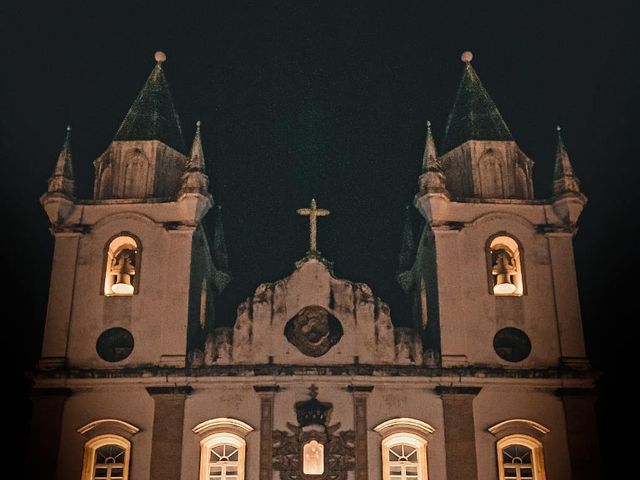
[492,250,517,295]
[111,250,136,295]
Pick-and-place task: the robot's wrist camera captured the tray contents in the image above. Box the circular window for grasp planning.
[96,327,134,362]
[493,327,531,362]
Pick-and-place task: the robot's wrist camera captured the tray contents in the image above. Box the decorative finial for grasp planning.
[196,120,202,134]
[556,125,561,132]
[66,125,71,132]
[461,51,473,63]
[154,51,167,63]
[426,120,432,129]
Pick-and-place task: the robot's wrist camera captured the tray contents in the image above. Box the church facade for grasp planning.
[30,51,600,480]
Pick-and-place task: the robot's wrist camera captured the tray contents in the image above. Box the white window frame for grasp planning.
[497,434,547,480]
[199,432,246,480]
[381,433,428,480]
[81,434,131,480]
[374,418,434,480]
[193,418,254,480]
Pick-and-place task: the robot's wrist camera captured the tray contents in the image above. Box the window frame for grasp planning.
[199,432,246,480]
[497,434,547,480]
[374,418,435,480]
[381,432,428,480]
[81,434,131,480]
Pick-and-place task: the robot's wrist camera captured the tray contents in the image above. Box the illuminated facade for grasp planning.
[30,52,600,479]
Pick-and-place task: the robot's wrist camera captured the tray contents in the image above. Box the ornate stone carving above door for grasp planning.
[273,385,355,480]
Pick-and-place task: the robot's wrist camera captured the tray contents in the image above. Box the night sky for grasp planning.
[3,1,638,467]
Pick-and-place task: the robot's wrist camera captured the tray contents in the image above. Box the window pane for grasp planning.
[386,443,422,480]
[208,443,242,480]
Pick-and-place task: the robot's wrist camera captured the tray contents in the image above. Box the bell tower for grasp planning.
[39,52,229,370]
[408,52,588,370]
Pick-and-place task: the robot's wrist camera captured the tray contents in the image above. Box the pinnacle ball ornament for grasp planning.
[461,51,473,63]
[154,51,167,63]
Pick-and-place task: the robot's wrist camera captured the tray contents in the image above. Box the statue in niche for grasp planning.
[284,306,343,357]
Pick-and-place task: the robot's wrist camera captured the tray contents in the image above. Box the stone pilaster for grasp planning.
[556,388,601,480]
[254,385,280,480]
[146,386,192,480]
[435,386,481,480]
[28,388,71,480]
[348,385,374,480]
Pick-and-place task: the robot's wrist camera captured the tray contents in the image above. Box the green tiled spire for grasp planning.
[442,52,513,153]
[114,52,185,152]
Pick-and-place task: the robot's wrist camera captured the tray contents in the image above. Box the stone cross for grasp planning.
[297,198,330,255]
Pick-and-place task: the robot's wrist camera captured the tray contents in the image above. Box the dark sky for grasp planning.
[3,0,638,465]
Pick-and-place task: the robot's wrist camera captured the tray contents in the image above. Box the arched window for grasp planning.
[374,418,434,480]
[201,433,245,480]
[497,435,546,480]
[488,235,524,296]
[193,418,253,480]
[103,234,140,296]
[81,434,131,480]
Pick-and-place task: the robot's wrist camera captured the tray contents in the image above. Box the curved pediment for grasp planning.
[203,255,424,366]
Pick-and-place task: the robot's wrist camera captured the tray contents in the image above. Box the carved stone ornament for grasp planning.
[284,306,343,357]
[273,386,355,480]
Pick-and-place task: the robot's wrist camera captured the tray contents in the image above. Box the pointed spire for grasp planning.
[47,125,75,196]
[398,206,416,272]
[553,125,581,195]
[442,51,513,153]
[180,121,210,196]
[113,51,185,152]
[213,205,229,271]
[422,120,438,171]
[187,120,206,171]
[418,121,448,195]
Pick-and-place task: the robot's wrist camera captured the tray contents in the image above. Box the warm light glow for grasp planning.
[494,282,517,295]
[81,434,131,480]
[112,282,134,295]
[374,417,436,436]
[104,235,139,296]
[489,235,524,296]
[303,440,324,475]
[488,419,550,436]
[199,431,247,480]
[192,418,254,436]
[497,434,547,480]
[379,432,429,480]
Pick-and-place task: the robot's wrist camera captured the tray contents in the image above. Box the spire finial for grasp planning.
[154,51,167,63]
[461,51,473,63]
[196,120,202,134]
